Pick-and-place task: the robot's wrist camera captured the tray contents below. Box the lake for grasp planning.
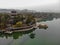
[0,18,60,45]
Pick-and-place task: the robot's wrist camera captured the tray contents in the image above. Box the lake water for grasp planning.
[0,18,60,45]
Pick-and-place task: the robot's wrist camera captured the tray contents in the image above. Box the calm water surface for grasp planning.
[0,18,60,45]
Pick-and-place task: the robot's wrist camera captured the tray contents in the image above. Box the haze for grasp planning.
[0,0,60,12]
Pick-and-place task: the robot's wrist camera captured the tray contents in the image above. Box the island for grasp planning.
[0,10,36,34]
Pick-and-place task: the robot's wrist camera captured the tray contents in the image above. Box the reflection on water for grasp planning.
[0,29,36,39]
[29,33,35,39]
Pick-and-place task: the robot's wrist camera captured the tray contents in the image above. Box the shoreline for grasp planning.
[0,24,36,34]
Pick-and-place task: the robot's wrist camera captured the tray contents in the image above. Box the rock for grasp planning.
[38,24,48,29]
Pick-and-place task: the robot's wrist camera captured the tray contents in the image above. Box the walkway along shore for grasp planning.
[0,24,37,34]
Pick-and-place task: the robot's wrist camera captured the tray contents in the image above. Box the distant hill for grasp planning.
[0,9,36,13]
[0,9,16,13]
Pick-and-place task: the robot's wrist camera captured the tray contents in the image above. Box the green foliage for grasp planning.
[16,21,23,27]
[0,13,36,29]
[26,15,36,24]
[0,13,10,29]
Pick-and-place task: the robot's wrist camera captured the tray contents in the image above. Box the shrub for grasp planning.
[16,21,23,27]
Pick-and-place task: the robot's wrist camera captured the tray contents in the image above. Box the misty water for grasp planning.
[0,18,60,45]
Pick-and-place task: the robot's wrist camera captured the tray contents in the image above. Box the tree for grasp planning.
[0,13,10,29]
[26,15,36,25]
[16,21,23,27]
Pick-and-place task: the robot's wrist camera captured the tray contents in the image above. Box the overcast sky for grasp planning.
[0,0,60,12]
